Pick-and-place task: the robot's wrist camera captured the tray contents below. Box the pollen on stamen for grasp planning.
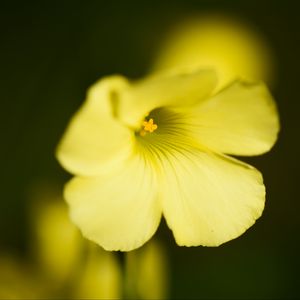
[140,118,158,136]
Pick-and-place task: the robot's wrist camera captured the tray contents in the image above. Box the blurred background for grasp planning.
[1,0,299,299]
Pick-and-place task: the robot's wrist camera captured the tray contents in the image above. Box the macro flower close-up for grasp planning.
[56,69,279,251]
[3,1,300,298]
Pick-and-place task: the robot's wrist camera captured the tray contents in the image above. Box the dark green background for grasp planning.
[1,0,299,299]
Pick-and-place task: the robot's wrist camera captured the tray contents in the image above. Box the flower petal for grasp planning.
[56,76,134,176]
[118,69,217,127]
[64,155,161,251]
[183,81,279,156]
[161,149,265,246]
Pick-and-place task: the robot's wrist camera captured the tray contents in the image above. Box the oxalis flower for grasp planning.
[56,70,279,251]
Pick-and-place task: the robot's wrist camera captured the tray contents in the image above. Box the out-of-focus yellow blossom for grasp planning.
[125,240,169,299]
[73,243,121,299]
[57,69,279,251]
[153,15,275,90]
[0,185,122,299]
[30,189,82,286]
[29,185,122,298]
[0,255,45,299]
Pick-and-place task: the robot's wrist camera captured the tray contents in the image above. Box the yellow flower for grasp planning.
[153,15,275,90]
[56,69,279,251]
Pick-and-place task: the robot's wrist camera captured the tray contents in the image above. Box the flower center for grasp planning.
[140,118,158,136]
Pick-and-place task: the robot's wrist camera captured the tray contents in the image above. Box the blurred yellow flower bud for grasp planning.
[29,185,82,286]
[28,183,122,298]
[125,240,169,299]
[0,255,45,299]
[73,243,121,299]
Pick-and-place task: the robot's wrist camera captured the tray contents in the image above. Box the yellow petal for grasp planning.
[56,75,134,176]
[153,15,275,90]
[181,81,279,156]
[118,69,217,127]
[64,155,161,251]
[161,149,265,246]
